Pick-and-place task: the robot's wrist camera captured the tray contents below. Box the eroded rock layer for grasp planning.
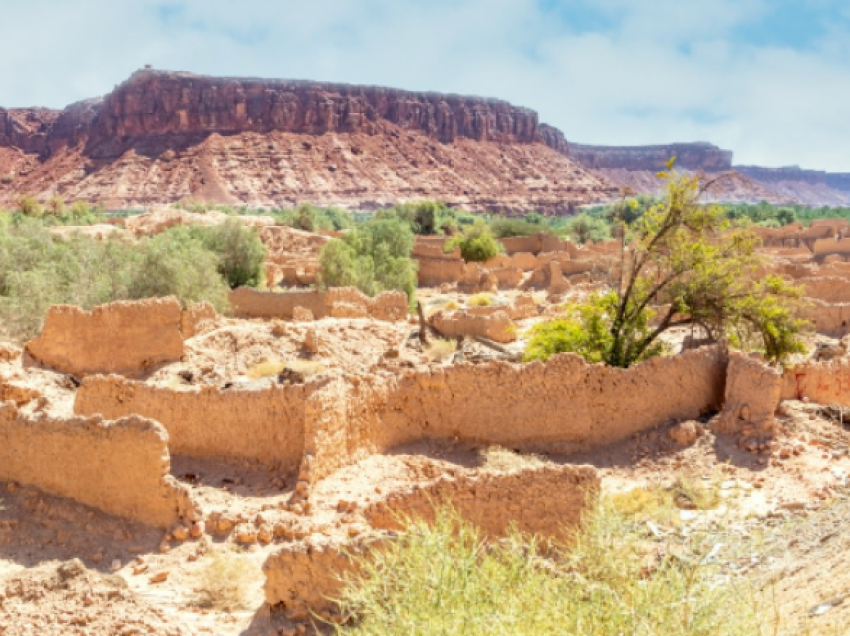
[0,69,612,212]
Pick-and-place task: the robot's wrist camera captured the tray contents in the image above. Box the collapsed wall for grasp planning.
[0,403,197,528]
[229,287,408,322]
[264,463,599,620]
[73,345,726,484]
[304,345,727,481]
[25,297,184,377]
[363,464,598,537]
[798,299,850,338]
[430,309,517,343]
[714,352,782,438]
[412,235,606,291]
[783,358,850,405]
[74,377,310,470]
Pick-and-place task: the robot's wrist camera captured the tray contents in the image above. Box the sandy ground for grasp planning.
[1,295,850,635]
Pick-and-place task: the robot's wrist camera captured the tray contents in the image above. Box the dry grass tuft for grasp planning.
[425,339,457,363]
[479,445,546,472]
[246,356,287,379]
[247,357,327,379]
[335,505,760,635]
[286,358,327,377]
[192,549,259,612]
[671,475,722,511]
[467,293,494,307]
[609,485,679,525]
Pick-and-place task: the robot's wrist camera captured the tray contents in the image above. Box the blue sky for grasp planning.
[2,0,850,171]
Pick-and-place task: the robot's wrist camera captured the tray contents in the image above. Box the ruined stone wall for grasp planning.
[74,376,309,470]
[229,287,407,322]
[0,404,197,528]
[305,346,727,481]
[798,299,850,337]
[180,302,217,339]
[431,309,516,343]
[799,277,850,304]
[782,359,850,404]
[264,464,598,619]
[25,297,184,377]
[814,238,850,259]
[715,352,782,437]
[363,464,598,538]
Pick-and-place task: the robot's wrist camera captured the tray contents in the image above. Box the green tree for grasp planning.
[565,213,611,244]
[127,228,229,309]
[292,203,317,232]
[444,220,503,262]
[525,170,807,367]
[319,218,418,301]
[188,219,267,288]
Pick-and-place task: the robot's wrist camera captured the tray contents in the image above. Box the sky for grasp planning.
[2,0,850,171]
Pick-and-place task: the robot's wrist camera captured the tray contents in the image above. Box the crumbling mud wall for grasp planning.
[74,376,309,470]
[363,464,598,538]
[798,298,850,337]
[25,298,184,377]
[180,302,218,339]
[229,287,408,322]
[799,277,850,304]
[0,404,197,528]
[430,309,517,343]
[782,359,850,405]
[814,237,850,260]
[304,346,727,481]
[263,534,383,621]
[264,464,599,620]
[715,352,782,437]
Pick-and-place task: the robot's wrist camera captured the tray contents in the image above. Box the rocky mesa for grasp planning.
[0,69,613,213]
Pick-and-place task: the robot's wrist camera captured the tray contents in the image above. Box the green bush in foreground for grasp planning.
[335,505,759,636]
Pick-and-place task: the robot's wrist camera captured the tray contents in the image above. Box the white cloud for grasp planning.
[1,0,850,170]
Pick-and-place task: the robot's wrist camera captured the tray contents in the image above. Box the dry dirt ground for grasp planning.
[1,294,850,635]
[2,403,850,635]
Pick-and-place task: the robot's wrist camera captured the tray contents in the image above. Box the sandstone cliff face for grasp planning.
[0,107,60,154]
[0,69,617,211]
[89,69,551,151]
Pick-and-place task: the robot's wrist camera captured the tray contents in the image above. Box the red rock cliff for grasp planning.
[91,70,546,147]
[0,70,620,212]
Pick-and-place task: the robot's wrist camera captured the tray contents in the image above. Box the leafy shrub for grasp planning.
[564,213,611,244]
[319,218,418,301]
[126,228,230,309]
[490,218,547,238]
[0,221,230,341]
[274,204,353,232]
[444,221,502,262]
[187,219,267,288]
[523,292,657,365]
